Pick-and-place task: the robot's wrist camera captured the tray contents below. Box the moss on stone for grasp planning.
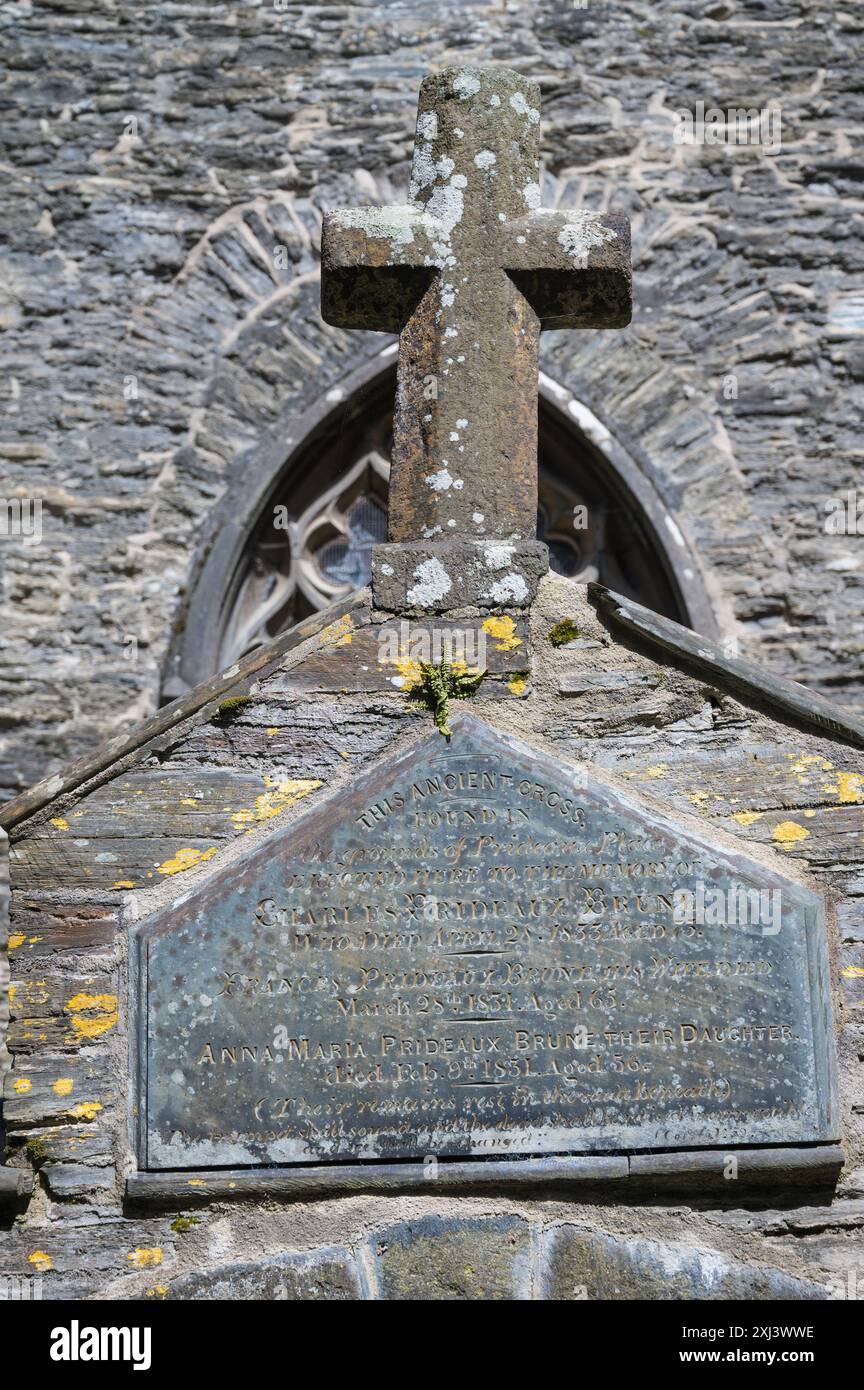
[170,1215,200,1234]
[213,695,253,724]
[548,619,581,647]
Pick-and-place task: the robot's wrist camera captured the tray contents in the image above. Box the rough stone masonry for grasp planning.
[0,57,861,1302]
[0,2,862,804]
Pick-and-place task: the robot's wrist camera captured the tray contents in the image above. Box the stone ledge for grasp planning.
[125,1146,842,1209]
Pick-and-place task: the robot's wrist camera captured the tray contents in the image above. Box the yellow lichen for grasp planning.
[187,1178,204,1186]
[49,817,69,830]
[382,652,425,691]
[52,1078,74,1097]
[8,933,25,950]
[842,966,864,978]
[113,880,135,890]
[157,846,217,876]
[8,984,16,1008]
[28,1251,52,1273]
[787,753,824,778]
[732,810,764,826]
[834,772,864,804]
[266,727,278,736]
[145,1285,169,1299]
[68,1101,103,1121]
[689,790,709,806]
[12,1077,31,1094]
[179,797,199,807]
[639,765,667,780]
[230,778,321,831]
[320,614,354,647]
[64,993,119,1040]
[128,1248,163,1269]
[507,675,527,696]
[482,615,522,651]
[772,820,810,849]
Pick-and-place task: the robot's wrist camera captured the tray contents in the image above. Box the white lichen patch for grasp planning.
[557,215,618,262]
[484,572,530,603]
[484,542,515,571]
[426,467,457,491]
[453,71,481,100]
[522,181,542,210]
[510,91,540,123]
[427,173,466,242]
[474,149,496,169]
[490,94,501,107]
[406,557,453,607]
[416,111,438,142]
[331,204,419,246]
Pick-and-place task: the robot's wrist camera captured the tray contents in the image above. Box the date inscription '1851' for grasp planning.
[135,714,837,1169]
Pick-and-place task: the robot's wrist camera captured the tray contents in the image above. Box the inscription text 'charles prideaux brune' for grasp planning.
[136,718,837,1169]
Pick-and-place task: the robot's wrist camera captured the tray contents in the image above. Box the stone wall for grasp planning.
[1,578,861,1300]
[1,0,862,803]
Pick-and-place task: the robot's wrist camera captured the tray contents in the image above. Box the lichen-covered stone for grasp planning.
[373,1215,531,1300]
[155,1251,362,1301]
[543,1227,830,1301]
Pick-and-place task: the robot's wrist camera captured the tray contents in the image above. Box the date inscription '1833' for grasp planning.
[136,715,837,1169]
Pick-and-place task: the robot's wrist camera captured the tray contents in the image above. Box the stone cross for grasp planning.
[322,66,631,610]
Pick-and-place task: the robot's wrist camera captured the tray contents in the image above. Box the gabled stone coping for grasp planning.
[590,584,864,750]
[4,579,864,838]
[0,591,371,834]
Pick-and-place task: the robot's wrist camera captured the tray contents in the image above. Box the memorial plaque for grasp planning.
[134,714,838,1170]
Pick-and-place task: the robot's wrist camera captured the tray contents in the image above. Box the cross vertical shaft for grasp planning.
[322,66,631,610]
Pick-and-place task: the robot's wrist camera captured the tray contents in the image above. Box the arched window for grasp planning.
[165,357,715,696]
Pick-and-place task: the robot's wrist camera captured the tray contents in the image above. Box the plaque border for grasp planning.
[127,713,841,1180]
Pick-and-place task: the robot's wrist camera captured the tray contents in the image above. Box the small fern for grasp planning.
[414,661,486,738]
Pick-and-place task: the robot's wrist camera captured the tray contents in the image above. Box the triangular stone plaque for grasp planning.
[134,713,837,1170]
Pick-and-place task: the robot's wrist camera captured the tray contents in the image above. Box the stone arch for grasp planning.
[132,178,749,697]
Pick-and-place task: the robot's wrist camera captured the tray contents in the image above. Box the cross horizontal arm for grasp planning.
[503,210,632,329]
[321,206,444,332]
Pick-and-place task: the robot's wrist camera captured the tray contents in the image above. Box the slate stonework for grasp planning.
[1,2,863,802]
[0,575,861,1300]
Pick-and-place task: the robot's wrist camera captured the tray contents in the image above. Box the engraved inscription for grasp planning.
[137,716,837,1169]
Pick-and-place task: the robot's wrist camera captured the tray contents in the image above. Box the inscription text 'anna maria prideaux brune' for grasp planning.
[136,716,837,1170]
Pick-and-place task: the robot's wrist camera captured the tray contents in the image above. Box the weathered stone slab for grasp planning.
[134,713,837,1170]
[542,1228,830,1301]
[372,1215,531,1301]
[155,1250,363,1301]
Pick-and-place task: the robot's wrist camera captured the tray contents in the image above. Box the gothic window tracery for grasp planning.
[217,392,684,672]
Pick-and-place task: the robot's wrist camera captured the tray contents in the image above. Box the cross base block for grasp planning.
[371,539,549,614]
